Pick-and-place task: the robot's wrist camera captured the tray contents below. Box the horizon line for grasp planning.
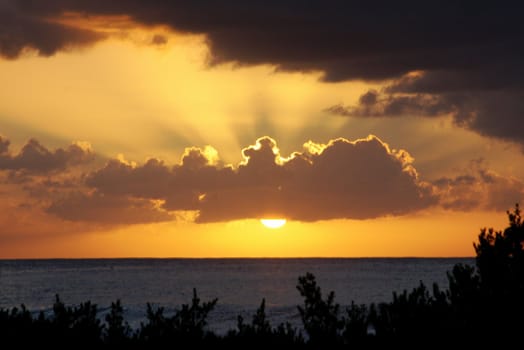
[0,256,475,261]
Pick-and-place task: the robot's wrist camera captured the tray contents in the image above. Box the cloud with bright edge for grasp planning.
[0,134,522,230]
[51,135,437,223]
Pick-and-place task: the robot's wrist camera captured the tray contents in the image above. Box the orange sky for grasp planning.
[1,4,523,258]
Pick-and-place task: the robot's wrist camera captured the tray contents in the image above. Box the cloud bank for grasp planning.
[2,1,523,146]
[0,135,94,173]
[0,135,521,230]
[4,1,520,80]
[82,135,436,223]
[0,134,437,224]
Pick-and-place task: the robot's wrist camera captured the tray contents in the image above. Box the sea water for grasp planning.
[0,258,473,333]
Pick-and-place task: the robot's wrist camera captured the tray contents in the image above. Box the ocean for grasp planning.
[0,258,473,333]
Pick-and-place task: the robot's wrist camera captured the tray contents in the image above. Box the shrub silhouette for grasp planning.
[236,299,272,337]
[342,301,370,346]
[446,263,481,335]
[137,288,217,345]
[50,295,103,345]
[104,300,132,345]
[297,272,343,345]
[0,305,34,344]
[229,298,303,348]
[172,288,217,339]
[371,281,451,345]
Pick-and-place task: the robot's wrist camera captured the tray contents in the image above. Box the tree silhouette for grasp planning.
[475,204,524,295]
[138,288,217,345]
[472,203,524,337]
[342,301,369,345]
[439,203,524,341]
[104,300,132,345]
[231,298,302,348]
[297,272,343,345]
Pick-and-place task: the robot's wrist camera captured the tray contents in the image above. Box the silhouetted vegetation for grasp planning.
[1,204,523,347]
[225,299,303,348]
[297,272,342,346]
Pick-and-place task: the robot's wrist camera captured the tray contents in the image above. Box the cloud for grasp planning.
[327,89,453,118]
[46,191,173,225]
[3,1,524,145]
[151,34,167,45]
[0,7,104,58]
[2,134,520,228]
[0,135,10,153]
[4,1,519,79]
[82,135,436,222]
[328,84,524,147]
[0,136,94,174]
[0,191,89,243]
[385,73,524,146]
[433,159,524,212]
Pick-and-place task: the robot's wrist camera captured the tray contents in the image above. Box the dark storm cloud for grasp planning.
[3,1,524,144]
[0,7,104,58]
[328,87,524,146]
[0,136,94,173]
[82,135,436,222]
[4,0,522,145]
[386,72,524,145]
[327,89,453,118]
[4,1,521,80]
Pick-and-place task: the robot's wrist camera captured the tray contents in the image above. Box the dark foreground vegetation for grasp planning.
[2,205,524,348]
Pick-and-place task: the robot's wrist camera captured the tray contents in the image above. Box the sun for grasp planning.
[260,219,287,229]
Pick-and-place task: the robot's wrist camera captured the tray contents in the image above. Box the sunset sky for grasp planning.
[1,1,523,258]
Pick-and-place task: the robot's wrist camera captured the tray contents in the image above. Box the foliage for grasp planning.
[137,288,217,345]
[472,204,524,336]
[104,300,132,345]
[172,288,217,338]
[229,298,303,348]
[296,272,343,345]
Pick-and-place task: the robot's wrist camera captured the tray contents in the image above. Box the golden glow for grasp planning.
[0,34,372,164]
[0,211,506,258]
[260,219,287,229]
[1,25,522,259]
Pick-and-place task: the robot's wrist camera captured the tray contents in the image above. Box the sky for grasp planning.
[1,0,523,258]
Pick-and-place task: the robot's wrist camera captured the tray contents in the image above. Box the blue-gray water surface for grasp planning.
[0,258,473,333]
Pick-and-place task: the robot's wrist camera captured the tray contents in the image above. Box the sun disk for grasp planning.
[260,219,287,229]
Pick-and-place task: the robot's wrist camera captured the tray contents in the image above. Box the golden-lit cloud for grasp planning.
[52,135,436,223]
[1,132,522,239]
